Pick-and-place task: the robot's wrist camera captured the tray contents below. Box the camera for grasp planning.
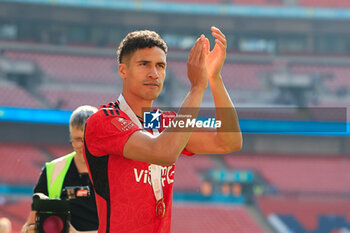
[33,186,90,233]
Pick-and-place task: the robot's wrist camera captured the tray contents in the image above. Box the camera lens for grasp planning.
[42,216,64,233]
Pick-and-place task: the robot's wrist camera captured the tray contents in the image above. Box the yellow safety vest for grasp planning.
[46,152,75,199]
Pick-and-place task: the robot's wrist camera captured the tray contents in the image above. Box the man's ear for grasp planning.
[119,64,127,80]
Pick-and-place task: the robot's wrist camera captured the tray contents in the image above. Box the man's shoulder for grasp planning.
[85,102,138,135]
[88,102,129,122]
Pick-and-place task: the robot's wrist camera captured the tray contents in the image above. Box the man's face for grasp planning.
[70,126,84,157]
[120,46,166,101]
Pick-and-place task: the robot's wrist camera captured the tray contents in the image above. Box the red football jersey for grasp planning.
[83,102,193,233]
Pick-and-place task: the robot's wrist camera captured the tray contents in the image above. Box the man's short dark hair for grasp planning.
[117,30,168,64]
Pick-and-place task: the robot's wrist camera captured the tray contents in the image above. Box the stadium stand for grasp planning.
[173,154,216,192]
[38,87,117,110]
[172,204,266,233]
[0,84,44,108]
[4,51,119,85]
[291,64,350,92]
[0,144,46,185]
[167,60,273,91]
[257,195,350,232]
[4,48,350,108]
[223,153,350,193]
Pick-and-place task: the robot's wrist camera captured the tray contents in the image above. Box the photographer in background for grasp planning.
[22,105,99,233]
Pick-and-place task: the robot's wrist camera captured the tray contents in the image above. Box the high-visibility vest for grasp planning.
[46,152,75,199]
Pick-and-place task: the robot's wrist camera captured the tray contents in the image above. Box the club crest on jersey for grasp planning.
[111,117,137,131]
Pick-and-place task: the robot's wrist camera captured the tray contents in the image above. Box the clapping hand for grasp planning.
[204,26,227,81]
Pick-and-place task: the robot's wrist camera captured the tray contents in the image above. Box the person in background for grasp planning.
[21,105,99,233]
[0,217,11,233]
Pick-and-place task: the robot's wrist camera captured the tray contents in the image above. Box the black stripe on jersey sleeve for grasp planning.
[102,105,109,116]
[107,103,115,115]
[113,102,120,115]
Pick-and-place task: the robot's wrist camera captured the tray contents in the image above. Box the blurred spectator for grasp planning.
[0,218,11,233]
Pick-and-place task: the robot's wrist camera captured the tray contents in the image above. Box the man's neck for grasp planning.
[121,91,152,118]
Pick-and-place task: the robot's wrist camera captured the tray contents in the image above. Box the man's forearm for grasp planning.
[124,86,206,166]
[209,75,242,150]
[154,86,205,162]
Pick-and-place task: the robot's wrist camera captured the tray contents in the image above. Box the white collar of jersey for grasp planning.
[117,94,143,129]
